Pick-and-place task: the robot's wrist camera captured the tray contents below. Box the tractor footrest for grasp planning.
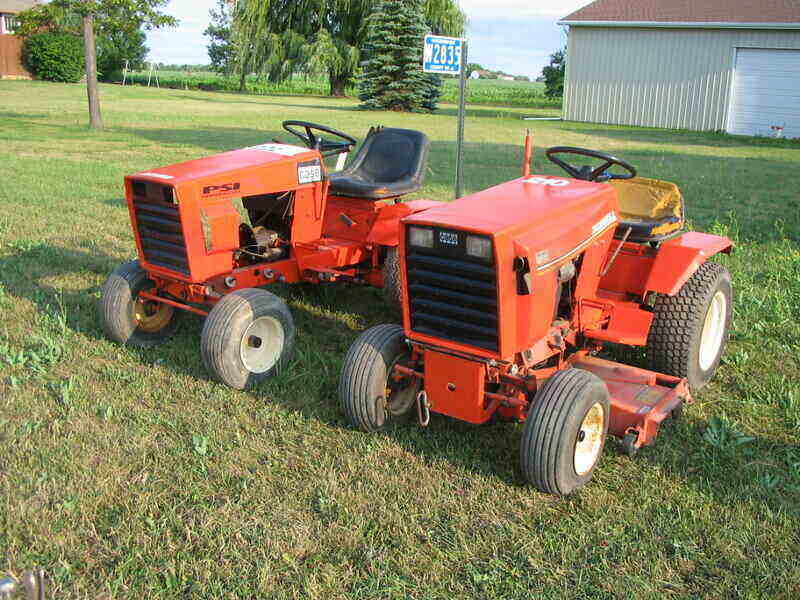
[584,328,648,346]
[583,301,653,346]
[571,355,691,450]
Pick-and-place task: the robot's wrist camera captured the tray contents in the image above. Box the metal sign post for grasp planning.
[424,34,468,199]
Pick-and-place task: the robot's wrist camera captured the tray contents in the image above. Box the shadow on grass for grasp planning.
[3,244,798,515]
[632,416,800,516]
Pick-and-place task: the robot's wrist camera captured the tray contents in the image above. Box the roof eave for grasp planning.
[558,20,800,30]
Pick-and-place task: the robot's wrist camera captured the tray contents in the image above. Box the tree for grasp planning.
[465,62,484,77]
[204,0,235,74]
[358,0,432,111]
[232,0,465,97]
[97,28,148,81]
[16,0,176,129]
[542,47,565,98]
[420,73,443,111]
[23,33,85,83]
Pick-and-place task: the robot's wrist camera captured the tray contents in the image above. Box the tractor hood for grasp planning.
[403,174,620,270]
[127,143,318,187]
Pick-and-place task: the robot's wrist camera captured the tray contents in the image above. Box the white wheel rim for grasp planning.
[574,402,605,476]
[240,316,284,374]
[699,290,727,372]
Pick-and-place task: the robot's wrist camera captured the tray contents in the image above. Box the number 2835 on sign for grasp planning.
[423,35,464,75]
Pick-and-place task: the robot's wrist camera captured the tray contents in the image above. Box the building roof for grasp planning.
[562,0,800,26]
[0,0,39,15]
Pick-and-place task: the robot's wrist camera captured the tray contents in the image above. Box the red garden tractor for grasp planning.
[338,136,733,495]
[99,121,441,389]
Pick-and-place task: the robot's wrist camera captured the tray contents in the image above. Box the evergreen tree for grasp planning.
[358,0,437,112]
[420,73,443,111]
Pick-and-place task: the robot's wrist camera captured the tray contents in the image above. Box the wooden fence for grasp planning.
[0,35,31,78]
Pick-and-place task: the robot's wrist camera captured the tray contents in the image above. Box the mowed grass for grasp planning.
[0,80,799,599]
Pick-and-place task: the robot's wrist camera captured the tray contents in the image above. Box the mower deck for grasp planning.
[570,355,690,451]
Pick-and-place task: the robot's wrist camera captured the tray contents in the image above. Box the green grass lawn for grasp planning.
[1,80,799,599]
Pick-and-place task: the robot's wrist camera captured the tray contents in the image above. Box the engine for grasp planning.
[237,191,294,264]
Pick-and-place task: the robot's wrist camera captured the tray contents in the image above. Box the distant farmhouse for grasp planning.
[0,0,39,79]
[560,0,800,137]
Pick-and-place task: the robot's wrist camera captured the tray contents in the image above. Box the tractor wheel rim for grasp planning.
[699,290,727,371]
[240,316,284,374]
[134,298,174,333]
[574,402,605,476]
[384,356,416,416]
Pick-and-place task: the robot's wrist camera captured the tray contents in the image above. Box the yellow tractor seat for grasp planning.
[610,177,685,242]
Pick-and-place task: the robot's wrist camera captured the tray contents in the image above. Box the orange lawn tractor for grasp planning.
[99,121,442,389]
[339,138,734,496]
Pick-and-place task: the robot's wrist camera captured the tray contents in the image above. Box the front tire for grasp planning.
[520,369,610,495]
[339,324,417,432]
[98,260,180,347]
[646,262,732,389]
[200,289,295,389]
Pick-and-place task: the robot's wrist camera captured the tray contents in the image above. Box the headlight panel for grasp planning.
[466,235,492,260]
[408,226,434,248]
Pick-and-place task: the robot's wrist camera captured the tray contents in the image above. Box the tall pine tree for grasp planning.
[358,0,440,112]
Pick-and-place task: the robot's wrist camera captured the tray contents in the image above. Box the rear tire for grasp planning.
[382,247,402,315]
[646,262,732,389]
[520,369,610,495]
[339,324,417,432]
[201,289,295,389]
[98,260,180,347]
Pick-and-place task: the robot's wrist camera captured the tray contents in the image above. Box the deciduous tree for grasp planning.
[205,0,236,75]
[16,0,176,129]
[233,0,464,97]
[542,47,565,98]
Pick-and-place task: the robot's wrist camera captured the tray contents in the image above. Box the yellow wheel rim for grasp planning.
[134,297,174,333]
[574,402,605,476]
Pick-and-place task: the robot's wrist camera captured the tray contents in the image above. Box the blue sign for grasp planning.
[423,35,464,75]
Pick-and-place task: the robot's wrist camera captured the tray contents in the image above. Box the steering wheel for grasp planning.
[546,146,637,182]
[282,120,357,157]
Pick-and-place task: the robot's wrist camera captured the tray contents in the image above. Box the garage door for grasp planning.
[727,48,800,138]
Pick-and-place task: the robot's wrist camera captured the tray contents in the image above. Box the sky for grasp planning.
[146,0,591,79]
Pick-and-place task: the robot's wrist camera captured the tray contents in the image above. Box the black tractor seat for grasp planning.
[329,127,429,200]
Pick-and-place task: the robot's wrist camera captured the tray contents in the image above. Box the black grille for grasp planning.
[406,229,498,351]
[131,182,189,275]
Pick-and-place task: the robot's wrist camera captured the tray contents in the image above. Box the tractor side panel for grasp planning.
[598,242,656,298]
[646,232,733,296]
[365,200,443,247]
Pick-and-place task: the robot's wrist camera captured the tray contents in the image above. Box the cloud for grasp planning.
[467,16,567,78]
[146,0,215,64]
[459,0,590,19]
[146,0,573,76]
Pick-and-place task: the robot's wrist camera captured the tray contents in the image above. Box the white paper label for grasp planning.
[248,143,309,156]
[523,177,570,187]
[138,172,174,180]
[298,164,322,184]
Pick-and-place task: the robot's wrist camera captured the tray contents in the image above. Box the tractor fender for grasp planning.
[367,199,444,247]
[645,231,733,296]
